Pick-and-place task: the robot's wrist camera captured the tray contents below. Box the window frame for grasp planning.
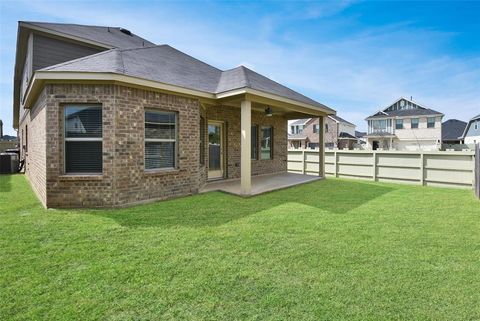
[63,104,103,175]
[144,109,178,171]
[251,124,259,160]
[260,126,273,160]
[411,118,419,129]
[395,119,403,130]
[427,117,436,128]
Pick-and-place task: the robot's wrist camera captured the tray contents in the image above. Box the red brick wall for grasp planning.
[44,84,200,207]
[23,83,289,207]
[18,89,48,206]
[206,105,287,179]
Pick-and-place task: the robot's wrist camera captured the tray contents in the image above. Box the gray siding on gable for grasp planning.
[465,119,480,137]
[32,34,101,71]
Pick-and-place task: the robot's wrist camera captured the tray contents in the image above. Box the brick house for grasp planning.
[288,115,357,149]
[13,22,335,207]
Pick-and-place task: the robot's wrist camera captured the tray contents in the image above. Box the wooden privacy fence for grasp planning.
[288,149,476,189]
[475,144,479,198]
[0,141,17,153]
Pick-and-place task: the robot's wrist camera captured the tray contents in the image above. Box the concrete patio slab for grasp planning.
[200,172,322,196]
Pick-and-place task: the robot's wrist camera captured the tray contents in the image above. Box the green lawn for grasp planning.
[1,175,479,321]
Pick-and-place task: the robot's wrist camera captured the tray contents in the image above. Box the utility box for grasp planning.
[0,153,19,174]
[0,153,11,174]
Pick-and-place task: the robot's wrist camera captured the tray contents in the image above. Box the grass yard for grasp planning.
[1,174,479,321]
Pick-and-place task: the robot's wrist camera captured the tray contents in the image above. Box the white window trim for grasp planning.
[63,104,103,175]
[144,109,178,171]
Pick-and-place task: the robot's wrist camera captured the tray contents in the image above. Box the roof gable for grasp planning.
[384,97,425,112]
[460,114,480,138]
[367,97,443,119]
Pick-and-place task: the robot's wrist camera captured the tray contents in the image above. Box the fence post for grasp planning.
[302,149,306,175]
[475,144,479,199]
[372,151,377,181]
[420,152,425,186]
[334,150,338,177]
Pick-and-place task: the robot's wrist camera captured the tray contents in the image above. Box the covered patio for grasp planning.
[200,172,322,196]
[203,89,333,196]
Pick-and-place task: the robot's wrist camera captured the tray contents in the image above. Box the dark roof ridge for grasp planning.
[19,21,155,49]
[22,21,125,30]
[239,65,332,110]
[241,65,285,90]
[238,65,251,87]
[117,44,166,52]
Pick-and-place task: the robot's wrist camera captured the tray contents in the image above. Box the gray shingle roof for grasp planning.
[355,131,366,138]
[442,119,467,141]
[217,66,330,109]
[40,45,333,110]
[339,132,356,139]
[22,21,155,49]
[367,108,443,119]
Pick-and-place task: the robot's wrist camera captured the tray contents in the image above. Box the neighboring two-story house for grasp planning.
[460,114,480,145]
[365,98,443,151]
[288,115,357,149]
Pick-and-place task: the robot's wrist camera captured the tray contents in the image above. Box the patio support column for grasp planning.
[240,100,252,194]
[319,116,325,177]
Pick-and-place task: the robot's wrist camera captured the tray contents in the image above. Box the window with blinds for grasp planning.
[145,110,177,170]
[64,105,102,174]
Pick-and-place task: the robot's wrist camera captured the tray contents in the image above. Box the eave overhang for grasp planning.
[23,71,336,118]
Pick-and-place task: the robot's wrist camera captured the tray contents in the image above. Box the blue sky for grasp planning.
[1,0,479,135]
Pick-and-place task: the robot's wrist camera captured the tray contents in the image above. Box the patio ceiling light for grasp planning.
[265,107,273,117]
